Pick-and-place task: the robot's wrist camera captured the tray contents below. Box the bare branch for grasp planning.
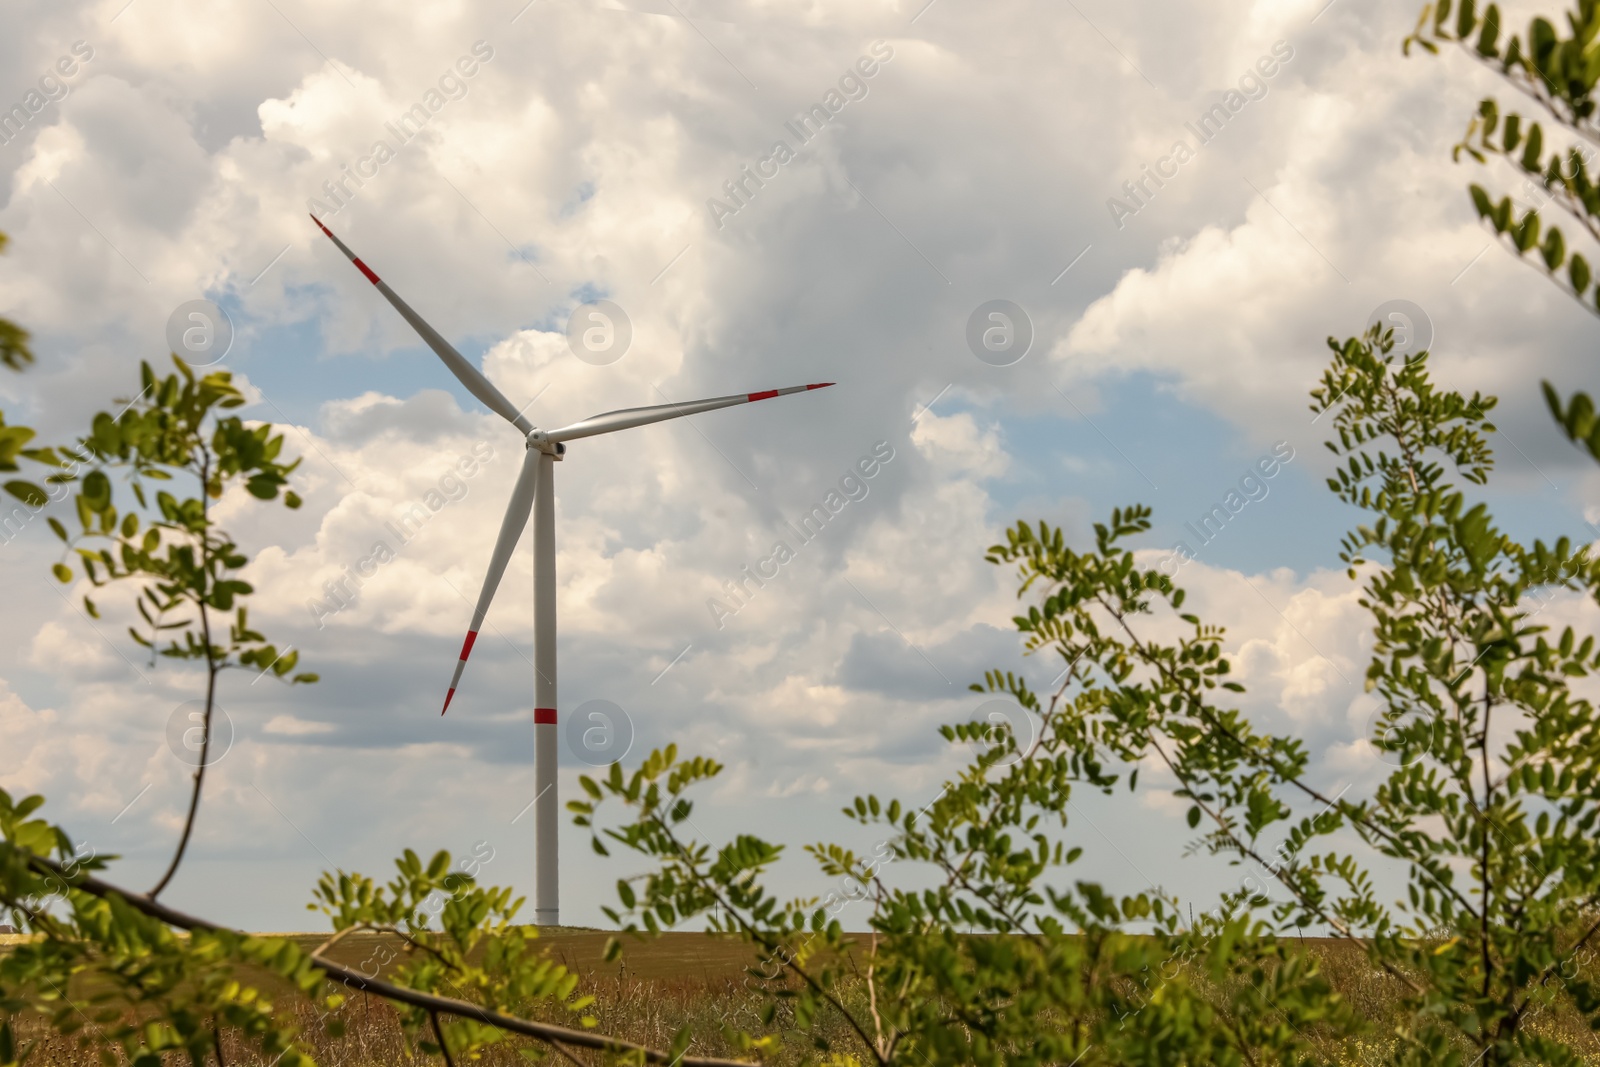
[150,455,218,900]
[20,849,751,1067]
[429,1011,457,1067]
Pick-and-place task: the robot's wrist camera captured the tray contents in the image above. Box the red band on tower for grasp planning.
[534,708,557,725]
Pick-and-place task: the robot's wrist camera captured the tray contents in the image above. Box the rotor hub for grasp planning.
[525,430,564,458]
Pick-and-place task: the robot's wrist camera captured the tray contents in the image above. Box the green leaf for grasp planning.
[245,474,279,500]
[82,470,111,512]
[1520,121,1543,171]
[1562,391,1596,440]
[1475,3,1500,55]
[1514,210,1540,252]
[1542,225,1566,270]
[1571,252,1592,295]
[426,850,450,879]
[51,563,73,583]
[3,480,46,507]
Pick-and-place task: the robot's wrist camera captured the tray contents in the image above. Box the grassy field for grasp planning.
[8,929,1600,1065]
[2,927,863,1065]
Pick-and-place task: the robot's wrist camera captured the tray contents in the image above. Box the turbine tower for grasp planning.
[312,216,832,925]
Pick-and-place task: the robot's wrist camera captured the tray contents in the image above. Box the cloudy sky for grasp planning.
[2,0,1599,933]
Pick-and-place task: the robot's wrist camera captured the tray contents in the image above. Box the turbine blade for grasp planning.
[309,216,533,435]
[443,446,539,714]
[544,383,834,444]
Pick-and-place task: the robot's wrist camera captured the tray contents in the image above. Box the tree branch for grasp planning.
[20,849,750,1067]
[644,812,888,1066]
[429,1010,457,1067]
[150,453,217,900]
[1089,594,1438,998]
[1094,591,1483,925]
[1448,40,1600,155]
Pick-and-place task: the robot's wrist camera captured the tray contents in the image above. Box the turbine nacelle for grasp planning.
[309,215,834,714]
[524,431,565,458]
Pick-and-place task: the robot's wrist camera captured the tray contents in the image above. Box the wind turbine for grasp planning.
[311,216,833,925]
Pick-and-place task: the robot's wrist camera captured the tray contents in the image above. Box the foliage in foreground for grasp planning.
[9,3,1600,1056]
[0,233,31,373]
[0,232,41,508]
[1407,0,1600,461]
[0,792,603,1067]
[0,239,757,1067]
[572,325,1600,1066]
[7,355,316,900]
[5,331,1600,1065]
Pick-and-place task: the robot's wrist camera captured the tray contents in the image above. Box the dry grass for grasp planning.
[6,968,852,1066]
[9,931,1600,1065]
[2,929,863,1066]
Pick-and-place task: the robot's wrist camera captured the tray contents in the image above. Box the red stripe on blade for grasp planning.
[353,258,381,285]
[309,214,333,237]
[534,708,557,725]
[807,382,835,390]
[442,688,456,716]
[459,630,479,661]
[747,390,779,402]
